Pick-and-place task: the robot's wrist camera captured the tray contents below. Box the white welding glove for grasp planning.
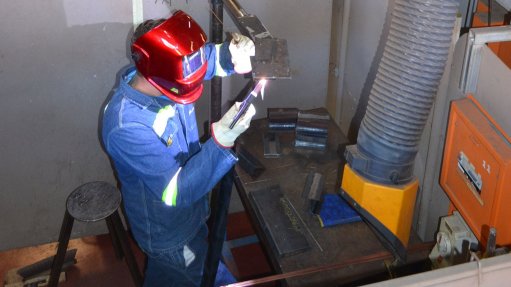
[212,102,256,148]
[229,32,255,74]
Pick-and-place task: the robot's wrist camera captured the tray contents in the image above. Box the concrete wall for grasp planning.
[413,20,462,241]
[334,0,390,140]
[0,0,332,251]
[0,0,133,251]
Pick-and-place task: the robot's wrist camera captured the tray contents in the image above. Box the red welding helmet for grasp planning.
[132,10,208,104]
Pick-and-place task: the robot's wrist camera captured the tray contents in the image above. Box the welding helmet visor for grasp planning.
[131,10,208,104]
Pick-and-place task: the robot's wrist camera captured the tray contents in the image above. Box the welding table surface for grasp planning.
[233,111,391,286]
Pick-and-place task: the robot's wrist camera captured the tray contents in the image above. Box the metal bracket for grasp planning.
[459,26,511,93]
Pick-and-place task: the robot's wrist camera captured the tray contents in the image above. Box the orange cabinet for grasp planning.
[441,95,511,247]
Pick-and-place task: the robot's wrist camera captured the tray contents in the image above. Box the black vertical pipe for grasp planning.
[203,1,231,287]
[210,0,224,125]
[203,168,234,287]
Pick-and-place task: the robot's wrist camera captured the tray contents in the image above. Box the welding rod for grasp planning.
[229,79,266,129]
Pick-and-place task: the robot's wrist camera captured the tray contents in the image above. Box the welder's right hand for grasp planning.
[212,102,256,148]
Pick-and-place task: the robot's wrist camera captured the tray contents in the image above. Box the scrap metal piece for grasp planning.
[295,135,327,151]
[252,38,291,80]
[302,172,325,214]
[237,145,265,179]
[263,132,281,158]
[295,111,329,137]
[297,111,330,121]
[295,125,329,138]
[294,110,329,151]
[269,122,296,131]
[17,249,77,279]
[267,107,298,131]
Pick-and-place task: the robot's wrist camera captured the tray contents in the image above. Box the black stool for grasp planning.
[48,181,143,287]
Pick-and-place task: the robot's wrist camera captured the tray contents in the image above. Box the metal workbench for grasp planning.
[233,109,405,286]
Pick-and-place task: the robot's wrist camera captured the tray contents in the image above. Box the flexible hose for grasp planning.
[355,0,459,177]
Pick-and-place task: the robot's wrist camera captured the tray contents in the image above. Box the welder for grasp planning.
[101,10,255,286]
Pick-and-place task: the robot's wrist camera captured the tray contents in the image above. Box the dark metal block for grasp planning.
[302,172,325,215]
[295,111,329,137]
[263,132,282,158]
[236,145,266,179]
[294,134,328,151]
[294,110,330,151]
[267,108,298,131]
[17,249,77,279]
[249,185,310,257]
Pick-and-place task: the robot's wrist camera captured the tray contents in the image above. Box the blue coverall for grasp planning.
[102,43,237,286]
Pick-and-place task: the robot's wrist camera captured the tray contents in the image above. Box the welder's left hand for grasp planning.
[229,32,255,74]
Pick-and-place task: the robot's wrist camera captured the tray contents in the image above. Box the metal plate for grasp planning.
[252,38,291,80]
[249,185,310,257]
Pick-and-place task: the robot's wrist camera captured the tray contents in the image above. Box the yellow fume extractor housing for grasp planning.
[340,165,418,259]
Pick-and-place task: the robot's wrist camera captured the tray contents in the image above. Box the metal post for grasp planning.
[210,0,224,125]
[203,1,231,287]
[203,168,234,287]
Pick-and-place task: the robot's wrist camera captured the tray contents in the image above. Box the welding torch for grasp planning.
[229,79,267,129]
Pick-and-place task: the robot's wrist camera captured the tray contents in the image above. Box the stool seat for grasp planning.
[49,181,142,287]
[67,181,121,222]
